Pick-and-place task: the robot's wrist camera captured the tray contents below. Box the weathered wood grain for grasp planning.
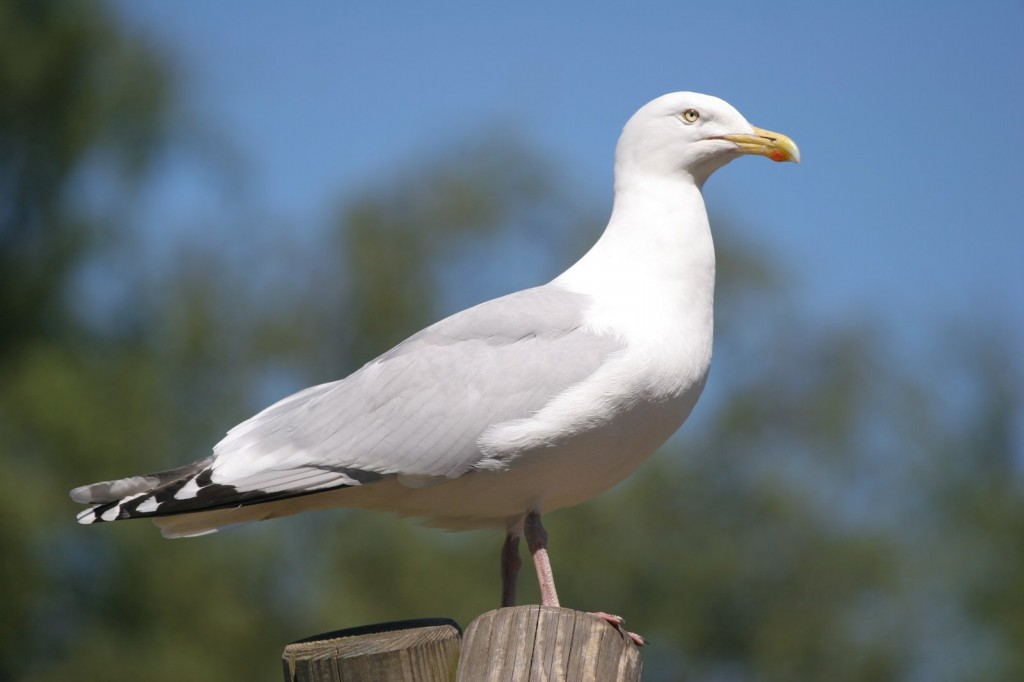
[457,606,642,681]
[282,618,461,682]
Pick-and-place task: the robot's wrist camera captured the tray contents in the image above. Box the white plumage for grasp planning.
[71,92,798,627]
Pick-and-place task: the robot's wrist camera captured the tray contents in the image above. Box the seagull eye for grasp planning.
[681,108,700,123]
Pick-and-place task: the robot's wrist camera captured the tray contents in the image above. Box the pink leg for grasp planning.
[524,510,646,647]
[524,510,560,607]
[500,530,522,608]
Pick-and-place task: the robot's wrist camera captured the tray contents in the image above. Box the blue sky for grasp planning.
[109,1,1024,352]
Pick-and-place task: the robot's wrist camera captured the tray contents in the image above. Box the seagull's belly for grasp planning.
[372,381,703,529]
[506,391,697,510]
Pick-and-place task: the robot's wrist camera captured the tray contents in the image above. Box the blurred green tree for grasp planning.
[0,0,173,678]
[0,0,169,355]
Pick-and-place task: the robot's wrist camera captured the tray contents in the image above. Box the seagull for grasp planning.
[71,92,798,645]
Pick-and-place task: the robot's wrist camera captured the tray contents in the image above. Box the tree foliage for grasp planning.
[0,0,170,355]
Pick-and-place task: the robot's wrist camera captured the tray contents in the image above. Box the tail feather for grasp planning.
[70,456,361,530]
[70,460,209,505]
[71,458,217,525]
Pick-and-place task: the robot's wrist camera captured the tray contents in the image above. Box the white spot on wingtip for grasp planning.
[174,477,201,500]
[137,496,160,513]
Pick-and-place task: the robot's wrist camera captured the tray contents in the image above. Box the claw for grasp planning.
[590,610,624,626]
[589,611,647,647]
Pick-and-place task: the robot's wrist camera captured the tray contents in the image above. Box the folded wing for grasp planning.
[72,285,622,526]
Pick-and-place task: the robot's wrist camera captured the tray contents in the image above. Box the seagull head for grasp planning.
[616,92,800,187]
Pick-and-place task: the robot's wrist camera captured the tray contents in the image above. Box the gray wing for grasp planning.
[208,284,621,491]
[75,284,621,523]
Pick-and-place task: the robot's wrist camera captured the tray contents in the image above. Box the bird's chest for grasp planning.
[517,380,704,513]
[500,337,710,510]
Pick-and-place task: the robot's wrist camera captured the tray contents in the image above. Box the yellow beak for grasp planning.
[719,126,800,163]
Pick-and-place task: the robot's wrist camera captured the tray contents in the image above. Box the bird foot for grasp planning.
[589,611,648,647]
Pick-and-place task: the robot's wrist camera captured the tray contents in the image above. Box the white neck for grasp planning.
[553,170,716,344]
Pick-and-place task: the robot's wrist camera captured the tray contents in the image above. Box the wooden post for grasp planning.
[457,606,642,682]
[281,618,462,682]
